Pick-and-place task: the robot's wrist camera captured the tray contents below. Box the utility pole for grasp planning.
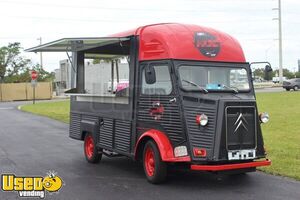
[273,0,283,83]
[37,37,43,69]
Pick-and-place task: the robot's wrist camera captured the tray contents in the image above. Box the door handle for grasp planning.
[169,97,177,103]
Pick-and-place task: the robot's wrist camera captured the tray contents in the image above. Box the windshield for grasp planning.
[178,65,250,92]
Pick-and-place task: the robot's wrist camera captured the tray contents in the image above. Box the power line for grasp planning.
[1,15,274,24]
[0,0,275,13]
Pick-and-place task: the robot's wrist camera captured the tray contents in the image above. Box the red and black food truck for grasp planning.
[27,23,271,183]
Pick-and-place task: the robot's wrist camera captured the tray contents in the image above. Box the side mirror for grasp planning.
[250,61,272,81]
[145,65,156,84]
[265,65,273,73]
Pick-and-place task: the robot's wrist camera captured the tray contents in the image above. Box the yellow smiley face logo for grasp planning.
[42,175,62,192]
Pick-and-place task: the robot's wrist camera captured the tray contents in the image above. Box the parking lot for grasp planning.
[0,101,299,200]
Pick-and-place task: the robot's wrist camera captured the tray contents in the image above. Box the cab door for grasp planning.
[137,61,185,146]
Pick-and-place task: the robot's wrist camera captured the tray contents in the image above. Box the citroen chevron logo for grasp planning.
[233,113,248,133]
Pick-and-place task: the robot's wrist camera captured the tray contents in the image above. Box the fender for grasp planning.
[79,120,99,141]
[135,129,191,162]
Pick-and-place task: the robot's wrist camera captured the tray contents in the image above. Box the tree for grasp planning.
[282,69,294,79]
[4,64,55,83]
[0,42,31,83]
[253,68,264,79]
[253,68,275,80]
[33,64,55,82]
[0,43,55,83]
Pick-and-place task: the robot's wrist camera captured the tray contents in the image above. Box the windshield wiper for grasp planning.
[221,84,239,93]
[182,79,208,93]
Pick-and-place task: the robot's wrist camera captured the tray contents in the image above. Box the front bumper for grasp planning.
[191,159,271,171]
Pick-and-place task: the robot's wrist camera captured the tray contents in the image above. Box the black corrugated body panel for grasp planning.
[69,112,81,139]
[99,118,114,149]
[183,99,217,160]
[81,115,99,122]
[115,120,132,152]
[138,96,184,144]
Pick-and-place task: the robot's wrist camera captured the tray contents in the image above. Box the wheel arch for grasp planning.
[80,120,99,141]
[134,129,191,162]
[81,131,88,140]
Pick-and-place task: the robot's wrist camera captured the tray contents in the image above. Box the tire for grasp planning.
[84,133,102,163]
[143,140,167,184]
[285,88,290,91]
[293,85,299,91]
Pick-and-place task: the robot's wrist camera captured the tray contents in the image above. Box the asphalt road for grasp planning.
[1,101,300,200]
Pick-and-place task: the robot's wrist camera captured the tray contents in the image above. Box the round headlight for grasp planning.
[196,114,208,126]
[259,112,269,123]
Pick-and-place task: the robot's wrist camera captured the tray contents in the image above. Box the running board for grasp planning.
[100,149,124,157]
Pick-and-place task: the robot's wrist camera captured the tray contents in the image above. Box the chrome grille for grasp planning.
[226,106,257,150]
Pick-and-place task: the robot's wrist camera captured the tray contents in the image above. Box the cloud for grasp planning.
[0,0,299,71]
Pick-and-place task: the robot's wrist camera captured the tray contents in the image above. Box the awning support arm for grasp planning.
[111,60,114,93]
[116,59,119,83]
[66,51,76,73]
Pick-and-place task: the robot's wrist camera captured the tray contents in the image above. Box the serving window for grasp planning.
[84,57,129,95]
[74,39,132,104]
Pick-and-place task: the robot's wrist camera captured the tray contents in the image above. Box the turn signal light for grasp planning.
[193,148,207,157]
[174,146,188,157]
[196,114,208,126]
[259,112,269,123]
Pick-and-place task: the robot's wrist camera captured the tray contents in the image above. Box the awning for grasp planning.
[25,37,131,52]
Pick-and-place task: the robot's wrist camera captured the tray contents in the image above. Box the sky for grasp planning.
[0,0,299,72]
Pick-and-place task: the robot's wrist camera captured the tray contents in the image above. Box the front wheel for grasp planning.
[143,140,167,184]
[285,88,290,91]
[294,85,299,91]
[84,133,102,163]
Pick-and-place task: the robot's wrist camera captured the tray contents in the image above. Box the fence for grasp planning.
[0,82,52,101]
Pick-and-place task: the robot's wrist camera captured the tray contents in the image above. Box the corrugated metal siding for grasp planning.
[184,104,217,151]
[69,111,133,154]
[81,115,99,122]
[138,95,184,144]
[69,112,81,139]
[99,118,114,149]
[115,120,132,152]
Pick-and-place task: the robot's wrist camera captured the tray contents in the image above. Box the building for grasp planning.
[54,59,71,95]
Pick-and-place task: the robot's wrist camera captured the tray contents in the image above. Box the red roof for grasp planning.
[112,23,246,63]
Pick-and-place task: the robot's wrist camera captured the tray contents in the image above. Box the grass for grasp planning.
[256,92,300,180]
[21,100,70,123]
[20,92,300,180]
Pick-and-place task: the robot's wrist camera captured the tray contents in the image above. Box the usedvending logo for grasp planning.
[194,32,221,57]
[1,171,63,199]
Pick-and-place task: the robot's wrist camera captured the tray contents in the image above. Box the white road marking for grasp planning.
[0,107,14,110]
